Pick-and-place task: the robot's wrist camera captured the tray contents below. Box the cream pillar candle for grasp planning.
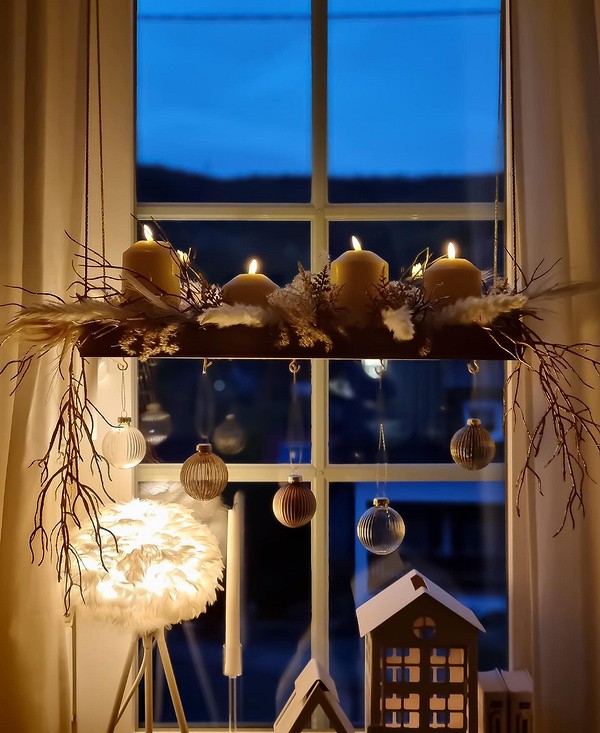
[330,236,389,326]
[122,225,180,298]
[221,259,278,307]
[224,493,242,678]
[423,242,481,304]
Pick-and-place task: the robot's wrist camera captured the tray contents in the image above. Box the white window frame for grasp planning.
[76,2,507,731]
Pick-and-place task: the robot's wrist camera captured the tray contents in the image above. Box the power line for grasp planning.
[138,10,499,24]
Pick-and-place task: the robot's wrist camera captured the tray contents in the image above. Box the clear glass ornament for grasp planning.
[357,498,405,555]
[213,413,246,455]
[102,417,146,469]
[450,418,496,470]
[139,402,172,447]
[273,474,316,528]
[180,443,228,501]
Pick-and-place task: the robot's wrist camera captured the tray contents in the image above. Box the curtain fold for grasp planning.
[0,1,87,730]
[510,0,600,730]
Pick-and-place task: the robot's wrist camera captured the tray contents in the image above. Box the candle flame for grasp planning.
[447,242,456,259]
[248,258,258,275]
[351,235,362,251]
[143,224,154,242]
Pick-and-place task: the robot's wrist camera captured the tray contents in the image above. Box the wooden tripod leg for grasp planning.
[155,627,190,733]
[143,634,154,733]
[106,635,138,733]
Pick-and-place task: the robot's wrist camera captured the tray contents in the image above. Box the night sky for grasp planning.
[137,0,502,179]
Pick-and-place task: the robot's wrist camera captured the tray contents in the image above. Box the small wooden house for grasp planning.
[356,569,485,733]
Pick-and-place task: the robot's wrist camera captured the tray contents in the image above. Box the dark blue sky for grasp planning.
[137,1,501,178]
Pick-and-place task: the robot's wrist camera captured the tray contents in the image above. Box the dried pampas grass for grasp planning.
[432,293,529,327]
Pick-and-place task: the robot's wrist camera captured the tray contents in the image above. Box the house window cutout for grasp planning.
[413,616,436,639]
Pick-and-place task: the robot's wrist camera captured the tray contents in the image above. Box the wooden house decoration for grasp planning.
[356,569,485,732]
[274,658,354,733]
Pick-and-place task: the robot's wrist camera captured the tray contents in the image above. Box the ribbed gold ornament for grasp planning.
[180,443,229,500]
[273,474,316,528]
[357,497,405,555]
[450,418,496,470]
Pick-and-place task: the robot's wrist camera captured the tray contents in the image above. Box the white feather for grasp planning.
[198,304,275,328]
[70,499,223,633]
[381,305,415,341]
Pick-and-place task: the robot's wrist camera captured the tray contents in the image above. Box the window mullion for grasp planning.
[310,0,330,697]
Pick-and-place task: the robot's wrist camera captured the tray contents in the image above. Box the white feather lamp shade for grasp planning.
[102,417,146,469]
[70,499,224,633]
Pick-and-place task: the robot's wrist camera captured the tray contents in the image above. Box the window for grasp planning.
[135,0,505,728]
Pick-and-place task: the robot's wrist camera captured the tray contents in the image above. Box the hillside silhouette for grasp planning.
[137,165,501,204]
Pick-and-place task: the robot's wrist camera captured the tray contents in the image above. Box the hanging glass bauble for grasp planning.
[273,474,316,528]
[139,402,172,447]
[357,498,405,555]
[212,413,246,455]
[101,417,146,469]
[180,443,229,501]
[450,418,496,470]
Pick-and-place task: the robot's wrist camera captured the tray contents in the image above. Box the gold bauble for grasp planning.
[273,475,316,528]
[180,443,228,500]
[450,418,496,470]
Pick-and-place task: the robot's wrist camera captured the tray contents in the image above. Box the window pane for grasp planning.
[138,483,312,726]
[138,220,310,287]
[328,1,502,202]
[139,360,311,464]
[137,1,311,203]
[330,218,502,275]
[329,480,507,728]
[329,360,504,464]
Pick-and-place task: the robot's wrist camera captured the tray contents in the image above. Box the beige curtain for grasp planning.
[510,0,600,730]
[0,1,88,730]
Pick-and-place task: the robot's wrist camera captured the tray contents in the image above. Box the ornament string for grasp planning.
[117,358,128,417]
[287,360,304,471]
[196,359,215,441]
[375,360,388,498]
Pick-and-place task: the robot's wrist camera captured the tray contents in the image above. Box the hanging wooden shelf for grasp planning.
[77,322,519,360]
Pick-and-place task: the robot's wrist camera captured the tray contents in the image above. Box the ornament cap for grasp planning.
[467,418,481,427]
[117,416,132,425]
[373,497,390,508]
[196,443,213,453]
[288,473,304,484]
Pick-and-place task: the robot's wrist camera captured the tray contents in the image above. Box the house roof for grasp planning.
[356,569,485,637]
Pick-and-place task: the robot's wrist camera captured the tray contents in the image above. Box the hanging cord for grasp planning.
[287,360,304,471]
[117,359,128,417]
[492,0,506,284]
[83,0,91,294]
[375,360,388,498]
[83,0,107,293]
[502,0,519,286]
[196,359,215,441]
[94,0,106,285]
